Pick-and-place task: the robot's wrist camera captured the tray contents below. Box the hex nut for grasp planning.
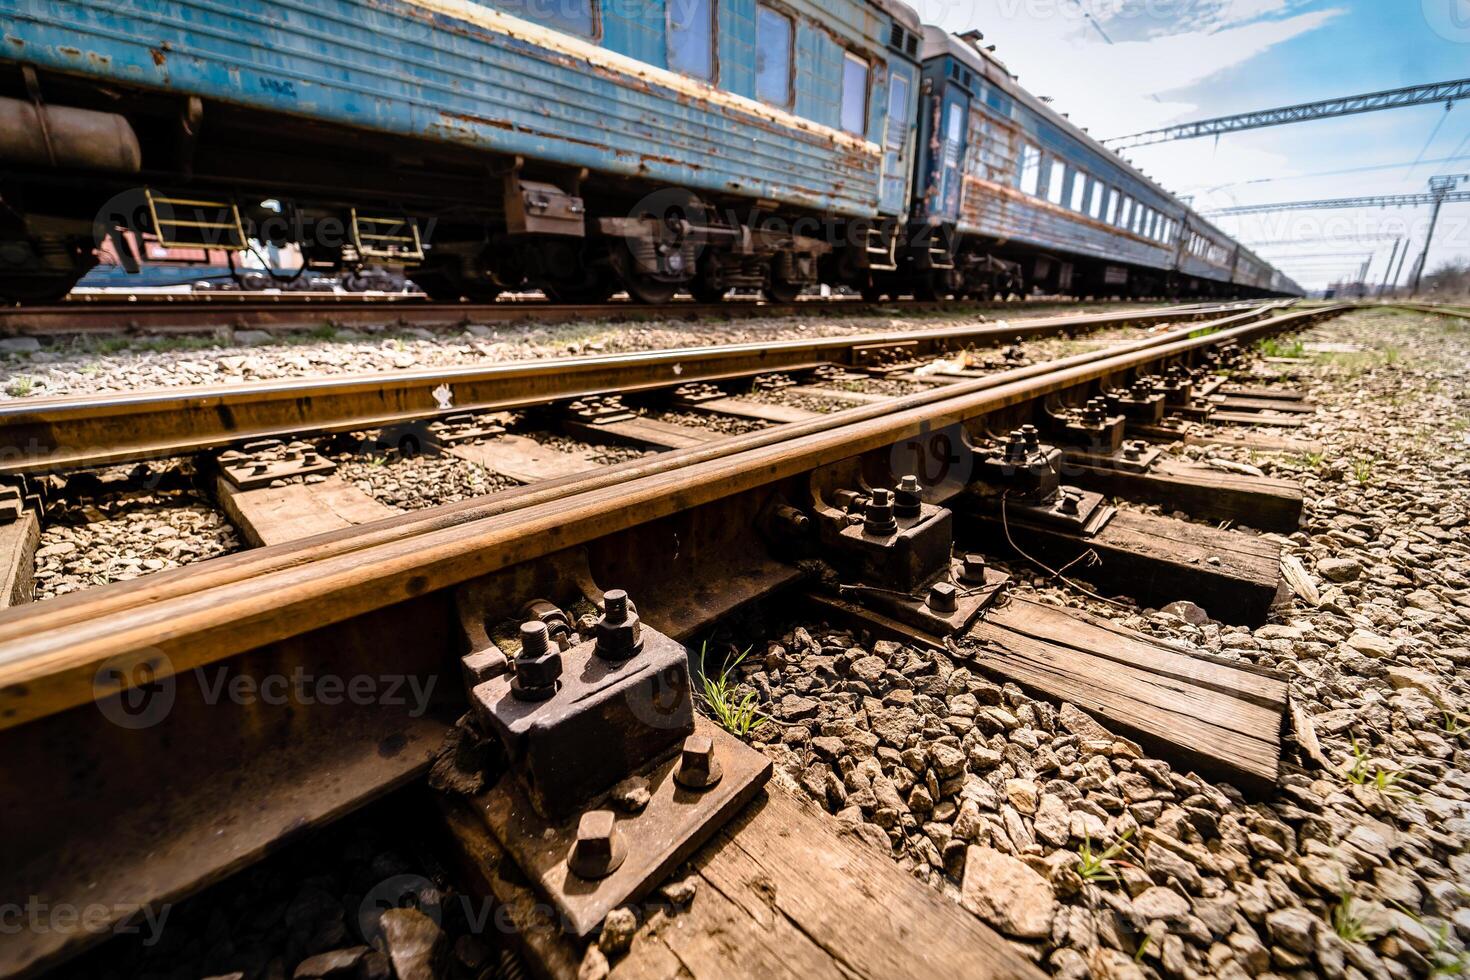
[673,734,723,790]
[567,810,627,879]
[595,589,644,661]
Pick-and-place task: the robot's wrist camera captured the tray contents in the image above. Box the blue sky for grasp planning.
[910,0,1470,290]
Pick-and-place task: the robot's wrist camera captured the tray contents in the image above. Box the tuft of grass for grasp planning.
[1332,891,1369,943]
[1257,336,1305,358]
[1351,456,1375,486]
[4,376,34,397]
[1442,711,1469,737]
[1345,737,1415,798]
[1346,736,1371,784]
[1291,450,1325,471]
[695,644,770,739]
[1076,828,1135,884]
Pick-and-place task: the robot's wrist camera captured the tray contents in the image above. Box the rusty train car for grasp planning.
[0,0,1296,304]
[896,27,1299,300]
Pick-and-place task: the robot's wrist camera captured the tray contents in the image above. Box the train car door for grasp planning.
[938,85,970,218]
[880,63,917,215]
[930,81,970,221]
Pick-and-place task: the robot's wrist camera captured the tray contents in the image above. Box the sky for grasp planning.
[907,0,1470,291]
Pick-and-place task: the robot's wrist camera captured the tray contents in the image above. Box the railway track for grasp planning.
[0,301,1262,475]
[0,299,1349,978]
[0,295,1238,337]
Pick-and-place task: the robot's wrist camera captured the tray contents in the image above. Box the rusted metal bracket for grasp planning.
[805,474,1008,637]
[1104,376,1167,423]
[216,438,335,489]
[970,426,1115,535]
[810,364,868,385]
[1047,397,1127,455]
[751,372,796,391]
[453,562,770,937]
[670,382,724,405]
[561,395,635,425]
[423,412,508,448]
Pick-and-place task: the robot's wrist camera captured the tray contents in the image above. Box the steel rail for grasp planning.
[0,302,1262,476]
[0,301,1344,980]
[0,302,1326,727]
[0,296,1220,337]
[0,304,1281,660]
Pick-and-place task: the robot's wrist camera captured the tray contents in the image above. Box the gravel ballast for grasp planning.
[727,307,1470,978]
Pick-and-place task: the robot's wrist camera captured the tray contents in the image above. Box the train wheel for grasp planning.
[764,277,802,304]
[0,273,82,306]
[410,268,501,303]
[688,278,727,303]
[546,270,616,304]
[617,273,677,305]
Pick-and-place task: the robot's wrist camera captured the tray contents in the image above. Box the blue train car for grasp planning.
[895,27,1297,300]
[0,0,921,302]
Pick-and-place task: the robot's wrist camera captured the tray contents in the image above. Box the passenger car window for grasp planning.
[1069,171,1086,211]
[499,0,596,37]
[669,0,715,81]
[1045,160,1064,204]
[755,6,792,106]
[841,53,869,135]
[1090,183,1106,220]
[885,71,910,149]
[1019,144,1041,195]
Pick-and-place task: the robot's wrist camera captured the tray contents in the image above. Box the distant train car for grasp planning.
[895,28,1298,300]
[0,0,921,303]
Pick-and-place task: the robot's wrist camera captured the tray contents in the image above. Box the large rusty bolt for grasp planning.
[1122,440,1145,461]
[1020,424,1041,451]
[1083,398,1105,424]
[774,504,811,536]
[566,809,627,880]
[511,621,562,701]
[673,734,723,790]
[927,581,959,614]
[959,553,988,584]
[863,488,898,536]
[893,474,923,520]
[595,588,644,662]
[1003,429,1028,462]
[1056,488,1083,515]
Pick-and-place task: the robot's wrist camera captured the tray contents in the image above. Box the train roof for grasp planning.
[871,0,922,32]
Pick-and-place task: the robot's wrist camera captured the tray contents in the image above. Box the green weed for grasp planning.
[4,376,34,397]
[695,644,770,739]
[1332,891,1369,943]
[1256,337,1305,358]
[1352,456,1375,486]
[1075,828,1135,884]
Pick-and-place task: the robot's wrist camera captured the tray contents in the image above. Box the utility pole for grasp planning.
[1391,238,1412,295]
[1355,256,1373,298]
[1410,175,1470,295]
[1376,238,1401,297]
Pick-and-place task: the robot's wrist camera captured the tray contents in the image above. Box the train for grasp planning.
[0,0,1299,306]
